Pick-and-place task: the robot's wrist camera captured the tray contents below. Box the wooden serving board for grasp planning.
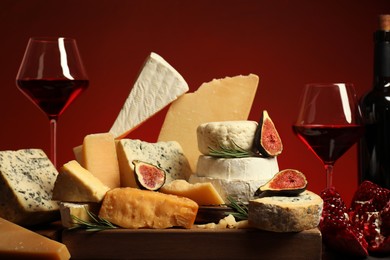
[61,228,322,259]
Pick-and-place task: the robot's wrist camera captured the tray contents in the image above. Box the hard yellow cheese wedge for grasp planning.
[158,74,259,171]
[160,179,224,205]
[0,217,71,259]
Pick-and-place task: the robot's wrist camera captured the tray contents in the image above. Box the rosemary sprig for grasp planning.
[70,208,118,231]
[208,140,255,158]
[226,196,249,221]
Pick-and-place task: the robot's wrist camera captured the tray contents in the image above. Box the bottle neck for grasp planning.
[373,30,390,89]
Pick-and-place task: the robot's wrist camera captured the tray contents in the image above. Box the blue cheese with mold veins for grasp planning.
[0,149,59,226]
[117,139,192,188]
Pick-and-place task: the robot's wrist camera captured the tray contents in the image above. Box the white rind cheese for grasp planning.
[197,121,258,155]
[196,156,278,181]
[248,190,323,232]
[0,149,59,226]
[189,175,265,203]
[109,52,189,139]
[117,139,192,188]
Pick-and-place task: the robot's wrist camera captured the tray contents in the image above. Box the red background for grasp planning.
[0,1,389,205]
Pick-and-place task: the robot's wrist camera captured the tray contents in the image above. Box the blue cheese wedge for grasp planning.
[248,190,323,232]
[109,52,189,139]
[117,139,192,188]
[0,149,59,226]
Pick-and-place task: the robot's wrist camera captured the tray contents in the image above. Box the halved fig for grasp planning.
[255,169,307,196]
[132,160,166,191]
[253,110,283,157]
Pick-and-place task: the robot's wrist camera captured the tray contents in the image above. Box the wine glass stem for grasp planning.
[325,164,334,189]
[50,118,57,168]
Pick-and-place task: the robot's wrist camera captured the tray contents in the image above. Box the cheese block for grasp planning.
[59,202,100,228]
[189,175,264,203]
[99,187,198,229]
[82,133,120,189]
[197,121,258,155]
[196,155,279,181]
[160,179,225,205]
[109,52,189,139]
[158,74,259,172]
[0,217,71,259]
[52,160,110,203]
[248,190,323,232]
[0,149,59,226]
[116,139,192,187]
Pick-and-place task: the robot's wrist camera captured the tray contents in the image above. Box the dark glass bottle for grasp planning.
[359,15,390,188]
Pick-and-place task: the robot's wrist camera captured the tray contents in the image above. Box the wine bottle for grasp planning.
[359,15,390,188]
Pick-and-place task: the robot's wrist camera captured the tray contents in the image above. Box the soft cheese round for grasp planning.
[189,175,266,203]
[196,155,279,181]
[248,190,323,232]
[197,121,257,155]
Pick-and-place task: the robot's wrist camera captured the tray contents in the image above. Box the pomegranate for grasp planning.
[320,181,390,257]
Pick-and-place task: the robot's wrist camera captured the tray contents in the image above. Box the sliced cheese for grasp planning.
[82,133,120,189]
[196,155,279,181]
[52,160,110,203]
[248,190,323,232]
[59,202,100,228]
[158,74,259,171]
[0,149,59,226]
[116,139,192,187]
[109,52,189,139]
[0,217,70,259]
[99,187,198,229]
[160,179,224,205]
[197,121,258,155]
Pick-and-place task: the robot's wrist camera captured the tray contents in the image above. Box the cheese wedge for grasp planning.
[158,74,259,171]
[52,160,110,203]
[160,179,224,205]
[99,187,198,229]
[59,202,100,228]
[82,133,120,189]
[0,217,71,259]
[109,52,189,139]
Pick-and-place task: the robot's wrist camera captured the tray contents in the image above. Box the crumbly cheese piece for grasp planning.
[195,214,250,229]
[197,121,258,155]
[59,202,100,228]
[160,179,224,205]
[109,52,189,139]
[0,149,59,226]
[0,217,71,259]
[189,175,264,203]
[82,133,120,189]
[52,160,110,203]
[117,139,192,187]
[99,187,198,229]
[158,74,259,172]
[196,156,279,181]
[248,190,323,232]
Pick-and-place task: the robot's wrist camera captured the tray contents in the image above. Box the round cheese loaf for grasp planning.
[248,190,323,232]
[197,121,257,155]
[196,155,279,181]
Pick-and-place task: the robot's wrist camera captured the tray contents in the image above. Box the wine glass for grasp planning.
[292,83,364,189]
[16,37,89,167]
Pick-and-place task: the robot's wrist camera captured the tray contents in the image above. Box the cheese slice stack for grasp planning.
[109,52,189,139]
[158,74,259,172]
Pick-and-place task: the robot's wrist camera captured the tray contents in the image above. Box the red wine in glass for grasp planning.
[293,83,363,188]
[16,37,89,167]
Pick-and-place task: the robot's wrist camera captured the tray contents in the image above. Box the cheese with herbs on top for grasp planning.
[99,187,198,229]
[52,160,110,203]
[0,149,59,226]
[197,121,258,155]
[248,190,323,232]
[59,202,101,228]
[109,52,189,139]
[158,74,259,172]
[116,139,192,188]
